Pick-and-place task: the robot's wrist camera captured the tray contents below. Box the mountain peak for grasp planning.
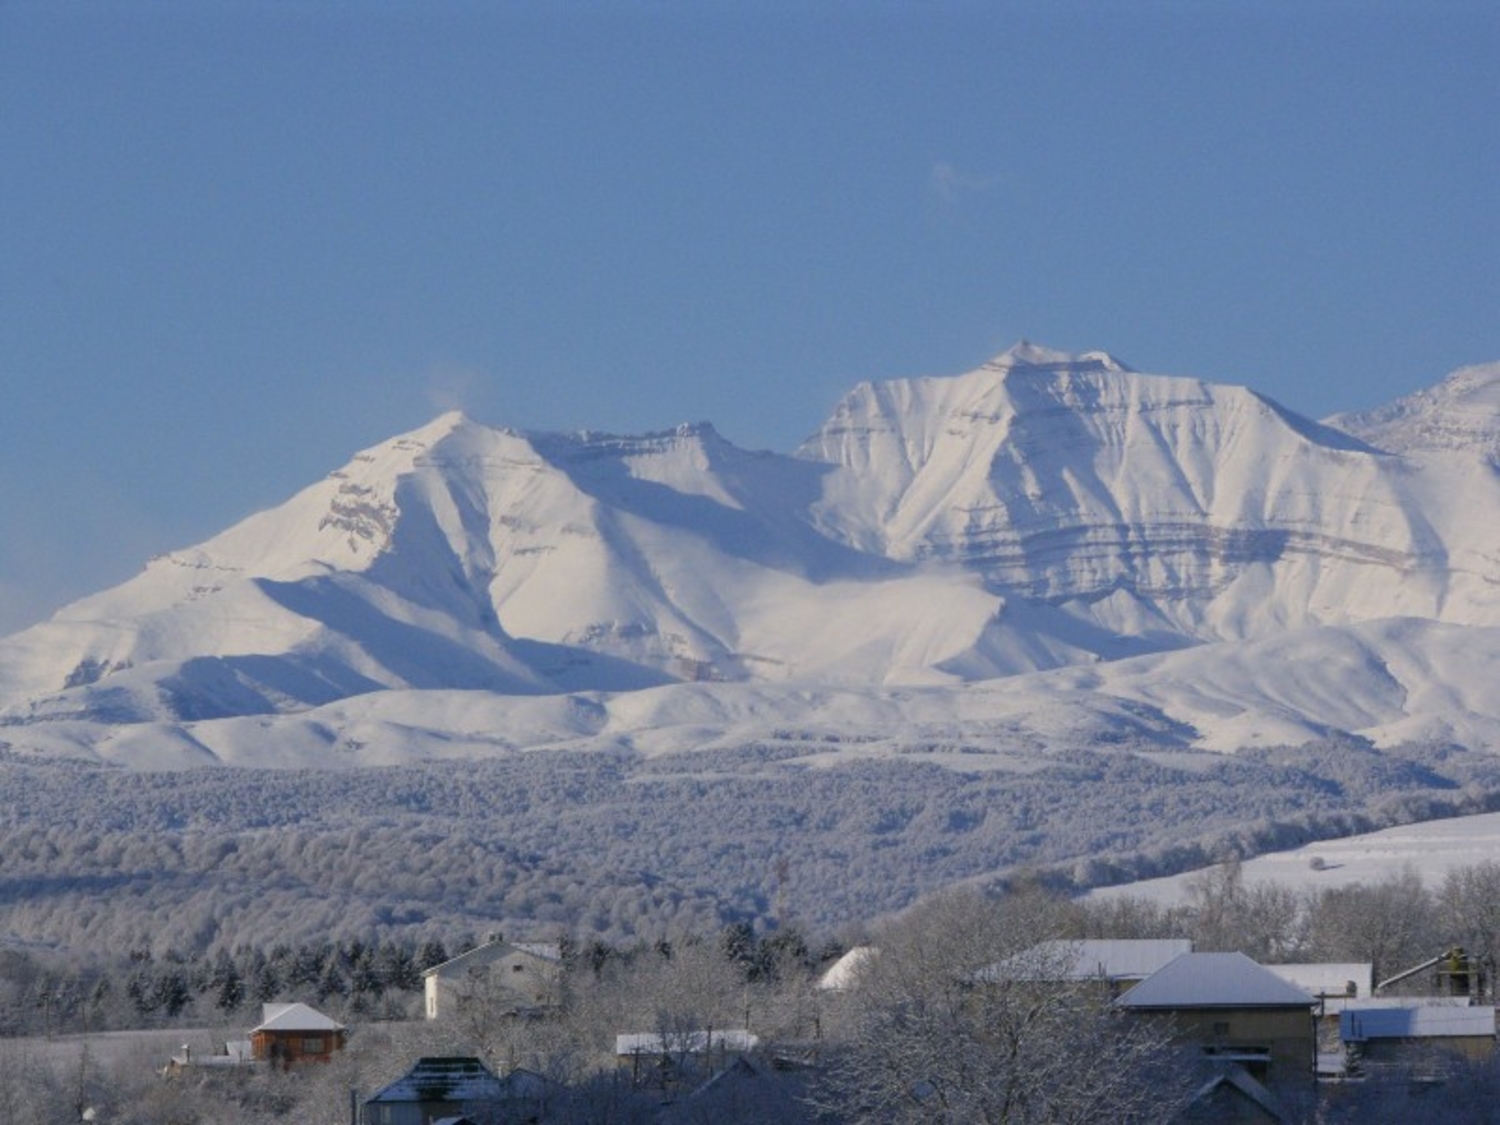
[1327,361,1500,457]
[986,340,1133,374]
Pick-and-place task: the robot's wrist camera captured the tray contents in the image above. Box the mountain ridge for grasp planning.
[3,343,1499,767]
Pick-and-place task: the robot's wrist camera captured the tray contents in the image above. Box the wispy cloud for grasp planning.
[423,361,488,418]
[930,161,997,203]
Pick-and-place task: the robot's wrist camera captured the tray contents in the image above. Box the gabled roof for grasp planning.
[1187,1064,1285,1124]
[978,939,1192,984]
[1341,1005,1496,1042]
[1116,952,1316,1010]
[422,937,562,978]
[251,1002,345,1033]
[365,1057,505,1105]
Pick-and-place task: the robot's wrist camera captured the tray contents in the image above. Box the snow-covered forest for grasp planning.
[3,735,1498,956]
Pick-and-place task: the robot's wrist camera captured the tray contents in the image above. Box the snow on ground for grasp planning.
[0,1025,235,1072]
[1089,811,1500,907]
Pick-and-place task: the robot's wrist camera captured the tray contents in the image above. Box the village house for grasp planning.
[422,934,562,1021]
[615,1028,760,1092]
[1341,1003,1497,1068]
[1115,951,1319,1124]
[362,1056,552,1125]
[249,1001,346,1066]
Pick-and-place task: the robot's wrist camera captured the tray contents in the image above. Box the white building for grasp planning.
[421,935,562,1020]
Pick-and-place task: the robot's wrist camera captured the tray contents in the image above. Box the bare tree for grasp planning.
[815,888,1190,1124]
[1305,865,1436,981]
[1438,861,1500,993]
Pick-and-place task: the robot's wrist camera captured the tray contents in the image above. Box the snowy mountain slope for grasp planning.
[2,343,1499,763]
[7,615,1497,771]
[800,342,1484,647]
[1328,361,1500,458]
[0,411,1026,726]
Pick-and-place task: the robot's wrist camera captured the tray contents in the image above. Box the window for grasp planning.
[301,1037,324,1054]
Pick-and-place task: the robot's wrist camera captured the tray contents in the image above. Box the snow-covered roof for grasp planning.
[1341,1005,1496,1042]
[1116,952,1317,1010]
[251,1002,344,1033]
[816,946,878,991]
[422,937,561,978]
[615,1030,759,1056]
[365,1056,505,1105]
[1263,962,1373,999]
[978,939,1192,984]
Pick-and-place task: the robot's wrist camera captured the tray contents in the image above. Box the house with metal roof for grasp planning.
[1341,1004,1496,1064]
[1117,952,1319,1123]
[362,1057,550,1125]
[420,934,562,1020]
[249,1001,346,1066]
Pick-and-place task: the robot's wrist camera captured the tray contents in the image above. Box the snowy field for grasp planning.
[1091,810,1500,906]
[0,1025,231,1071]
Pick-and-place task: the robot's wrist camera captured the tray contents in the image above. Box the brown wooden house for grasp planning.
[250,1001,346,1066]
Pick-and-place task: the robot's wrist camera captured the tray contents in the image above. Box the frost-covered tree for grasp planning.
[1438,861,1500,980]
[1305,866,1436,980]
[816,888,1189,1124]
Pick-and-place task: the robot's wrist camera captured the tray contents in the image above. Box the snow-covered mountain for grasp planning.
[1328,361,1500,458]
[3,343,1499,766]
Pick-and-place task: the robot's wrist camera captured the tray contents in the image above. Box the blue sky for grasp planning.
[1,0,1496,633]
